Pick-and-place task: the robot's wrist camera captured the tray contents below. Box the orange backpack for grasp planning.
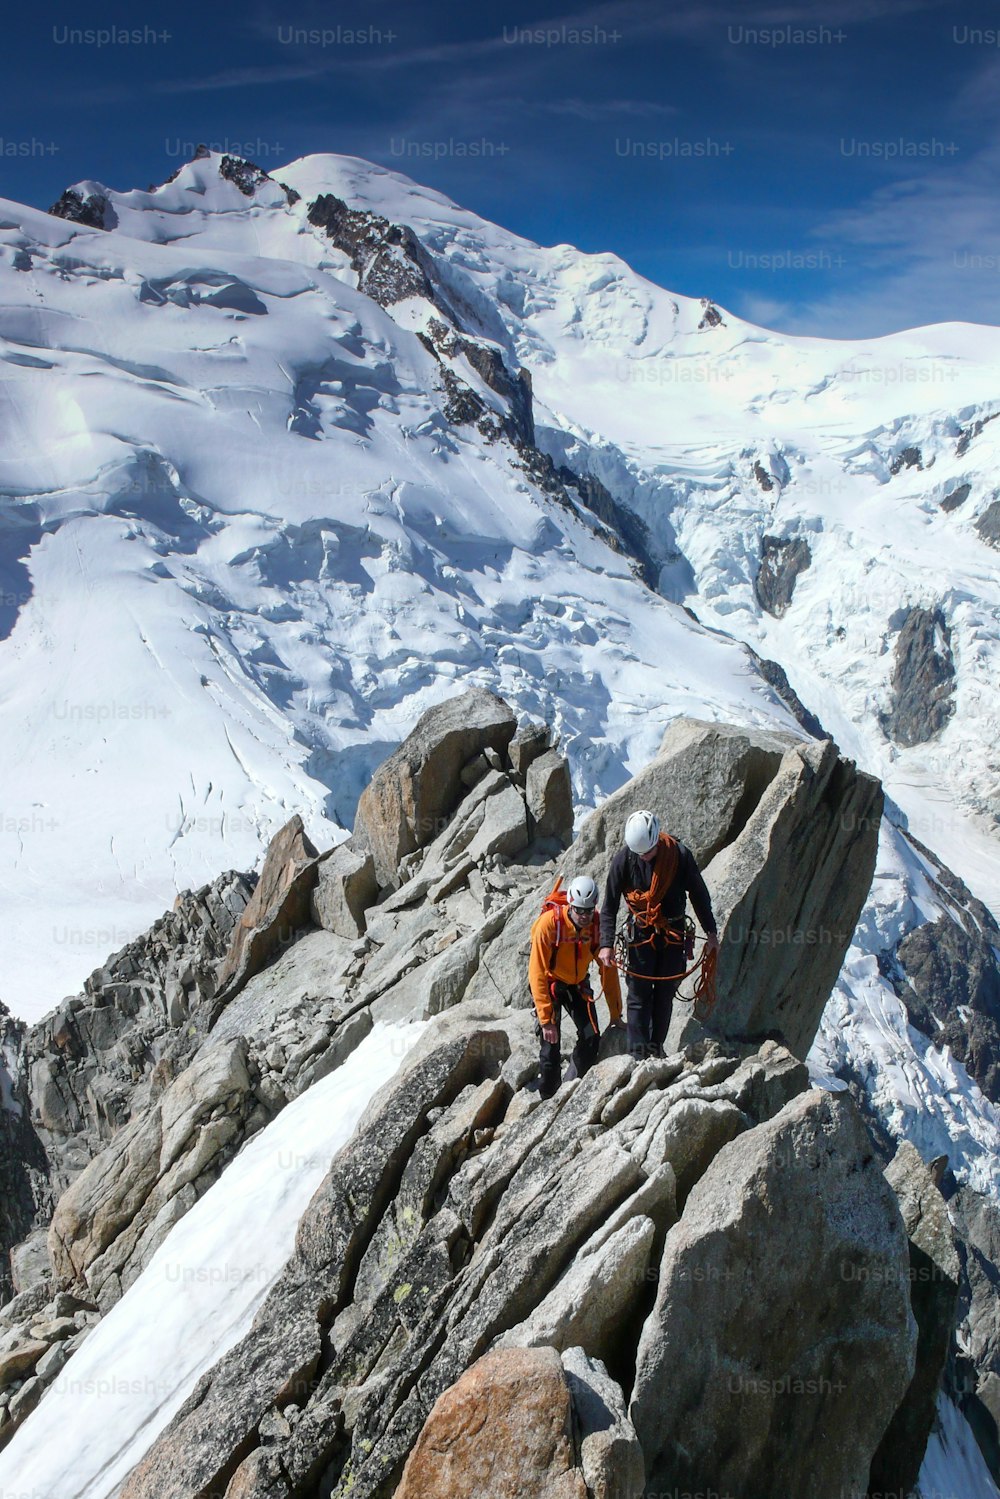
[540,877,600,972]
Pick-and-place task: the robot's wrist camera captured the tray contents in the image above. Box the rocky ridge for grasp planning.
[0,688,983,1495]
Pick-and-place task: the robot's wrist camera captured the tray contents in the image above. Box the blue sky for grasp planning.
[4,0,1000,336]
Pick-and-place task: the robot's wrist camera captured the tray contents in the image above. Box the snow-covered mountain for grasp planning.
[0,151,808,1018]
[1,145,1000,1491]
[3,147,999,1025]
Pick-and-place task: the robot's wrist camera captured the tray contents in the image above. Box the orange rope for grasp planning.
[611,925,719,1021]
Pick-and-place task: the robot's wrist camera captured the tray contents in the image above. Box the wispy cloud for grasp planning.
[733,134,1000,334]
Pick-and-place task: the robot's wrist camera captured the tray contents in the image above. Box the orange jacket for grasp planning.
[528,907,622,1027]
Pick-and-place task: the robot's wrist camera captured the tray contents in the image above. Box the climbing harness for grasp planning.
[612,920,718,1022]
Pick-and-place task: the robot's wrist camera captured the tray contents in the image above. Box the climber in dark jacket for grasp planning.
[598,809,718,1060]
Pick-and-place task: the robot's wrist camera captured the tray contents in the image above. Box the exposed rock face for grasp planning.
[25,868,254,1192]
[560,1347,645,1499]
[308,200,535,450]
[509,721,552,780]
[0,1006,50,1304]
[572,716,795,871]
[310,840,378,939]
[753,460,774,491]
[395,1347,587,1499]
[949,1180,1000,1480]
[0,694,959,1493]
[896,910,1000,1103]
[754,534,812,616]
[47,188,117,230]
[0,1286,99,1449]
[952,1185,1000,1381]
[117,1027,816,1499]
[525,749,574,844]
[977,497,1000,549]
[881,604,956,747]
[868,1142,960,1499]
[630,1088,917,1499]
[748,648,827,739]
[353,688,517,887]
[890,444,923,473]
[696,736,883,1058]
[499,1214,660,1363]
[941,481,971,512]
[515,443,660,590]
[307,192,441,310]
[218,154,271,196]
[214,816,319,1006]
[425,317,535,447]
[466,716,879,1062]
[48,1038,261,1309]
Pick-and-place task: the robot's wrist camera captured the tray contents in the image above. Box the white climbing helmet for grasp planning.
[624,809,660,856]
[567,874,598,911]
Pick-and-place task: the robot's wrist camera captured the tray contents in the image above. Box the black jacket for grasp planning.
[600,840,717,949]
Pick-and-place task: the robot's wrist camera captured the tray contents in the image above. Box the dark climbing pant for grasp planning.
[625,933,682,1060]
[537,981,601,1098]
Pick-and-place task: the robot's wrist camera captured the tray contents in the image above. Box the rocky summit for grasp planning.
[0,688,989,1497]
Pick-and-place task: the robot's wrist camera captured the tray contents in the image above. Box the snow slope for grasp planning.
[3,149,999,1016]
[276,153,1000,917]
[0,163,798,1018]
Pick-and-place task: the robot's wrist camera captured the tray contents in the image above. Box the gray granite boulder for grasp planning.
[630,1088,917,1499]
[353,689,517,887]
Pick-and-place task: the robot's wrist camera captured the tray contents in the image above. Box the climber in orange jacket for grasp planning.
[529,875,623,1098]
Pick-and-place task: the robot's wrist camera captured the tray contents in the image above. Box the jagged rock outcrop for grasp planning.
[747,648,827,738]
[881,604,956,747]
[25,867,254,1193]
[47,187,117,230]
[525,749,574,844]
[214,815,319,1006]
[0,690,961,1493]
[0,1006,50,1303]
[890,444,923,474]
[693,734,882,1058]
[509,721,553,779]
[949,1183,1000,1480]
[424,317,535,447]
[941,481,971,512]
[0,1286,99,1447]
[868,1142,960,1499]
[48,1037,264,1309]
[466,716,880,1065]
[310,841,378,939]
[977,497,1000,548]
[754,534,812,617]
[307,192,443,311]
[10,703,555,1337]
[630,1088,917,1499]
[117,1026,823,1499]
[561,1347,645,1499]
[896,909,1000,1103]
[219,153,272,197]
[353,688,517,887]
[514,443,660,590]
